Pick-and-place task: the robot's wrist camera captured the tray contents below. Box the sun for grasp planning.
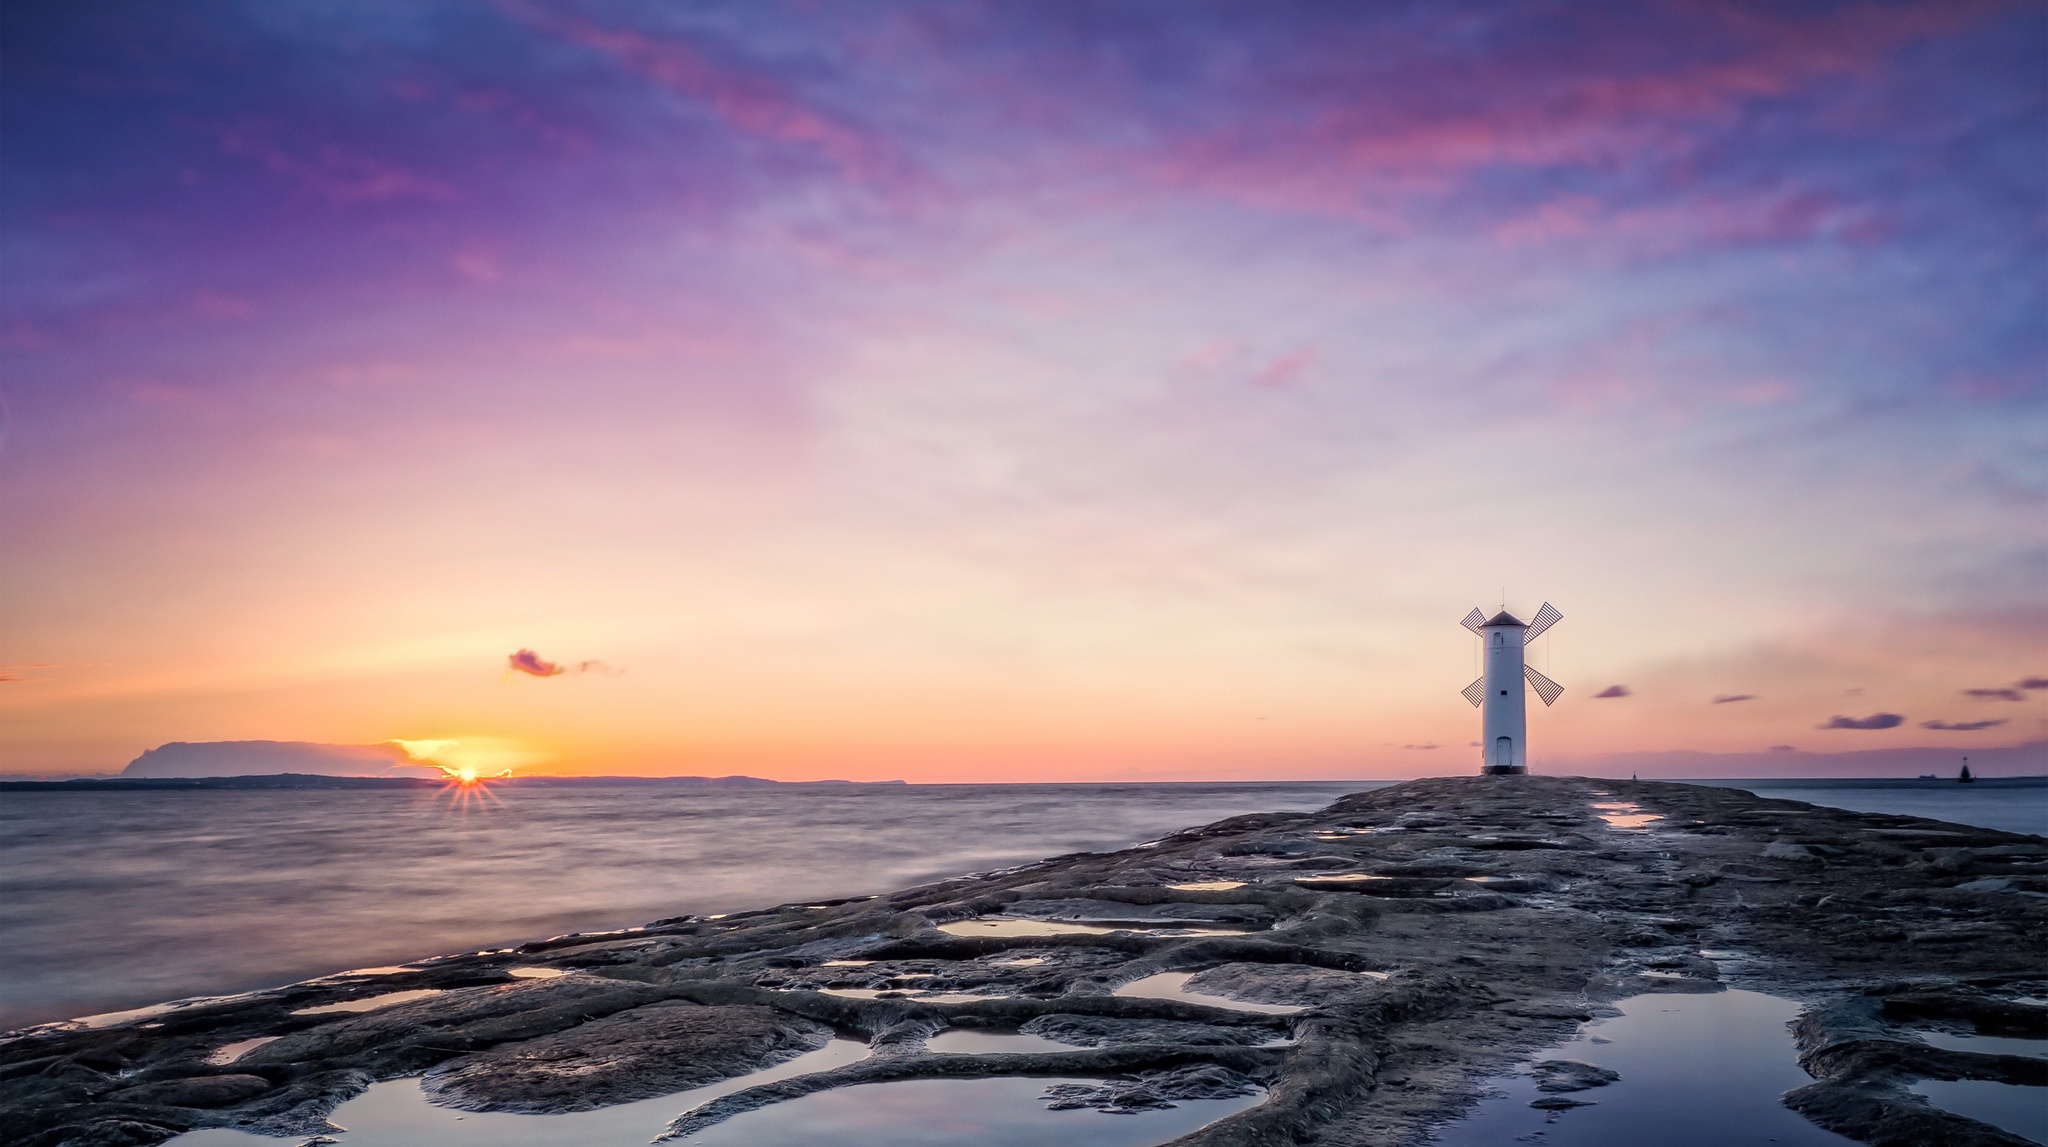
[456,767,478,785]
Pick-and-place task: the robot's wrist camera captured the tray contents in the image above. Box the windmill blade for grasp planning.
[1461,676,1487,707]
[1461,607,1486,635]
[1524,664,1564,706]
[1524,602,1563,642]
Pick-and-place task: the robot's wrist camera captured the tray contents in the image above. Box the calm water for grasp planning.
[1700,778,2048,838]
[3,778,2039,1033]
[1431,988,1857,1146]
[0,781,1366,1031]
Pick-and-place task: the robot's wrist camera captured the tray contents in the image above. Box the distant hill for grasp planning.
[119,740,445,780]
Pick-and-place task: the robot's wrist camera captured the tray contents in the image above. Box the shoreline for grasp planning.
[6,776,2044,1146]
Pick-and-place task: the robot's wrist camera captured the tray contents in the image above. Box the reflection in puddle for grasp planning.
[1166,881,1246,891]
[1431,989,1856,1146]
[1910,1078,2048,1143]
[1113,972,1306,1015]
[1291,873,1392,884]
[992,957,1047,967]
[205,1037,278,1065]
[323,966,413,978]
[1911,1030,2048,1059]
[163,1039,872,1147]
[506,967,568,980]
[1593,802,1664,832]
[939,919,1121,938]
[821,959,873,967]
[677,1075,1262,1146]
[57,993,247,1031]
[291,988,445,1016]
[926,1029,1075,1054]
[937,918,1247,939]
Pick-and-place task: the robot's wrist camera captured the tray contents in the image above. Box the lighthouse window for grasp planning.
[1493,633,1502,646]
[1500,690,1508,695]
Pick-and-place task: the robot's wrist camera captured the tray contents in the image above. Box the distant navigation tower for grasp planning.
[1461,604,1564,775]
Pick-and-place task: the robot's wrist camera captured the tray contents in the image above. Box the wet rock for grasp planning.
[1041,1062,1262,1112]
[1530,1095,1596,1109]
[1019,1014,1276,1047]
[21,1120,182,1147]
[422,1001,832,1113]
[1531,1059,1620,1092]
[1185,962,1375,1006]
[104,1073,271,1108]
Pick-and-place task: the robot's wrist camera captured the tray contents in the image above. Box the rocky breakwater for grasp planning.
[4,776,2043,1147]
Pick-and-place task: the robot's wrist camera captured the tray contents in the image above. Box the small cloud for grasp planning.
[1711,694,1756,704]
[1594,685,1630,698]
[1922,719,2008,731]
[0,674,16,683]
[1768,745,1797,752]
[1403,743,1438,750]
[508,649,565,677]
[1819,713,1904,730]
[1468,741,1482,747]
[2019,676,2048,690]
[1250,346,1317,389]
[1963,687,2024,701]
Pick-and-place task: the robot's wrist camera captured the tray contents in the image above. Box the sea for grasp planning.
[2,777,2041,1033]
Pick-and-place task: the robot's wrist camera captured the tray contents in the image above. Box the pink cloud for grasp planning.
[1251,347,1317,389]
[508,649,564,677]
[1141,2,2008,248]
[218,126,458,204]
[522,8,916,193]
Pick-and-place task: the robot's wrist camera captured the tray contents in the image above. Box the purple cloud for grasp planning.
[1594,685,1630,698]
[1963,687,2025,701]
[2020,676,2048,690]
[1403,742,1438,750]
[1922,719,2008,731]
[508,648,565,677]
[1711,693,1756,704]
[1768,745,1797,752]
[1819,713,1904,730]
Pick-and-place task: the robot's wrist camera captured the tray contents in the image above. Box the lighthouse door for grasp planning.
[1494,736,1513,768]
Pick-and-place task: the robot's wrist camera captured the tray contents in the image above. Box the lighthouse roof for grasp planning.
[1482,611,1525,627]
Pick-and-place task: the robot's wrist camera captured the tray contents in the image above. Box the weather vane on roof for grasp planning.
[1461,602,1563,775]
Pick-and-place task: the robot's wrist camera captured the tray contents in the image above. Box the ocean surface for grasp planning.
[2,777,2041,1033]
[0,781,1366,1031]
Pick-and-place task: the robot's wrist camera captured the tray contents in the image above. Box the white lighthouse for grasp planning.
[1460,603,1563,775]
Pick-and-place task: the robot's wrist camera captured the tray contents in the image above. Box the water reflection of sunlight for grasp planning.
[1593,802,1664,831]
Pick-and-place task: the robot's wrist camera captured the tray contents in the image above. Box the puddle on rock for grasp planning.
[1592,802,1664,832]
[505,967,568,980]
[56,993,250,1032]
[1113,972,1307,1015]
[675,1075,1262,1146]
[1912,1030,2048,1059]
[291,988,445,1016]
[1166,881,1246,891]
[821,959,873,967]
[926,1029,1075,1054]
[164,1039,872,1147]
[205,1037,278,1065]
[992,957,1047,967]
[1910,1078,2048,1143]
[1430,988,1857,1146]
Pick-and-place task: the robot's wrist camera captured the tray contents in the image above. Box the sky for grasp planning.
[2,0,2044,781]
